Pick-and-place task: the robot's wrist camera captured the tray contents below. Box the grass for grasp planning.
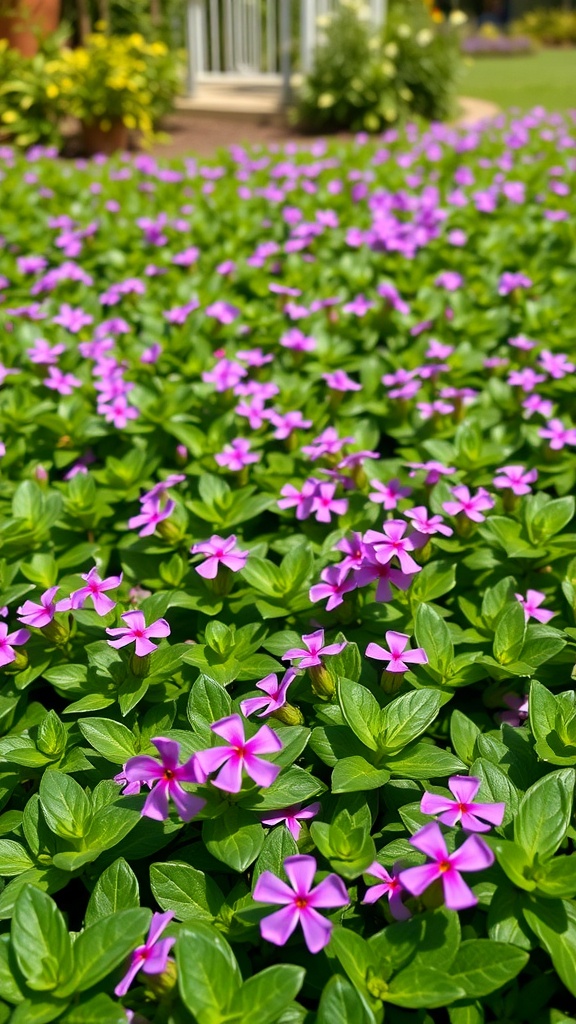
[458,48,576,112]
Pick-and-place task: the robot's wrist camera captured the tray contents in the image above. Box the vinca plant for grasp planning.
[0,110,575,1024]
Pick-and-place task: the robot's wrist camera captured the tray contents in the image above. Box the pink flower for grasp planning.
[69,567,122,616]
[261,803,321,841]
[493,466,538,496]
[205,300,240,324]
[215,437,260,471]
[114,911,176,997]
[434,271,463,291]
[278,479,319,520]
[498,271,532,295]
[190,534,248,579]
[240,668,298,718]
[355,555,413,603]
[538,350,574,379]
[399,822,494,910]
[282,629,346,669]
[43,367,82,395]
[253,854,349,953]
[106,610,170,656]
[443,485,494,523]
[405,506,453,539]
[17,586,71,628]
[302,427,352,461]
[268,409,313,439]
[309,565,357,611]
[420,776,505,833]
[311,483,348,523]
[280,328,316,352]
[27,339,65,364]
[119,737,205,822]
[195,714,282,793]
[363,520,421,574]
[406,461,456,485]
[365,631,428,672]
[368,479,412,510]
[523,394,553,419]
[343,294,373,316]
[128,497,175,537]
[507,368,546,392]
[516,590,555,624]
[0,623,30,667]
[362,862,411,921]
[335,532,366,572]
[539,419,576,450]
[323,370,362,392]
[202,359,246,392]
[498,693,529,727]
[417,400,455,420]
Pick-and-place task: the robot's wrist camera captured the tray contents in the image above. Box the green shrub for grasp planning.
[294,0,462,133]
[512,7,576,46]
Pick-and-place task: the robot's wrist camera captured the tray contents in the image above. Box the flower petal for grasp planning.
[410,821,448,860]
[441,869,477,910]
[398,862,441,897]
[260,904,300,947]
[447,776,480,803]
[300,906,333,953]
[284,855,317,896]
[253,871,296,906]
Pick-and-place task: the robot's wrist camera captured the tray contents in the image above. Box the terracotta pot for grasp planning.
[0,0,60,57]
[82,119,129,157]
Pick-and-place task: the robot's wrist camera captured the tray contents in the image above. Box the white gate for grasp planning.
[186,0,387,97]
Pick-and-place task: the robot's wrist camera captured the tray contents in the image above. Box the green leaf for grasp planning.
[58,908,150,996]
[385,966,466,1008]
[187,674,232,733]
[150,861,224,922]
[414,603,453,675]
[0,840,34,876]
[235,965,305,1024]
[493,601,526,666]
[12,888,72,992]
[331,756,390,793]
[385,742,466,779]
[448,939,528,997]
[84,858,139,926]
[536,854,576,898]
[38,772,91,840]
[450,710,481,767]
[379,689,441,755]
[60,992,127,1024]
[240,765,325,811]
[78,719,137,765]
[523,897,576,997]
[203,805,265,872]
[337,678,381,751]
[317,975,373,1024]
[515,769,575,863]
[176,922,242,1020]
[253,825,298,882]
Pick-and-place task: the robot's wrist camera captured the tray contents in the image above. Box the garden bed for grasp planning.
[0,112,576,1022]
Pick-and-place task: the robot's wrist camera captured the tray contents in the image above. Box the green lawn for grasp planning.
[459,48,576,112]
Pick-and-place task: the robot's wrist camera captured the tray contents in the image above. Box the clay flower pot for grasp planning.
[81,119,130,157]
[0,0,60,57]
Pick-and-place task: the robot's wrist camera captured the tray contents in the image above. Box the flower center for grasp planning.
[438,859,451,873]
[163,769,175,781]
[133,628,145,638]
[458,802,469,813]
[294,896,308,909]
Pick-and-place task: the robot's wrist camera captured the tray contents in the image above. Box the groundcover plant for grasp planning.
[0,110,576,1024]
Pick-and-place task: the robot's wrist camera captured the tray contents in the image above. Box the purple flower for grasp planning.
[443,485,494,523]
[405,506,453,539]
[269,410,313,439]
[205,300,240,324]
[539,419,576,450]
[280,328,316,352]
[406,461,456,485]
[27,338,65,364]
[309,565,357,611]
[195,714,282,793]
[120,737,205,822]
[311,483,348,523]
[114,911,176,997]
[420,776,505,833]
[17,587,71,628]
[278,480,318,519]
[190,535,248,579]
[0,623,30,667]
[240,668,298,718]
[261,803,320,841]
[302,427,353,461]
[368,479,412,510]
[507,368,546,393]
[434,271,463,291]
[202,359,246,392]
[523,394,554,419]
[498,693,529,727]
[215,437,260,471]
[366,631,428,672]
[253,855,349,953]
[355,554,413,603]
[362,862,411,920]
[343,294,373,316]
[498,272,532,295]
[322,370,362,392]
[538,350,574,379]
[399,822,494,910]
[493,466,538,496]
[516,590,555,624]
[106,610,170,656]
[70,567,122,616]
[43,367,82,395]
[282,630,346,669]
[363,520,421,575]
[128,497,175,538]
[52,303,93,333]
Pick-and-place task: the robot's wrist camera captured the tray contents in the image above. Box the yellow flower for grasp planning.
[46,84,59,98]
[123,114,137,128]
[1,111,18,124]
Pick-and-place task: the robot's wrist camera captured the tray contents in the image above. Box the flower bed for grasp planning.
[0,111,576,1021]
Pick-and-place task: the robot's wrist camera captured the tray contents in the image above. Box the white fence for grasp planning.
[186,0,388,95]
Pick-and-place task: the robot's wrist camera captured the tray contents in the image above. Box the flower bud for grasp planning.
[130,652,151,678]
[40,617,70,645]
[309,664,335,699]
[271,703,305,726]
[9,648,29,671]
[144,959,178,999]
[156,518,184,544]
[380,670,404,694]
[175,444,188,465]
[210,566,232,596]
[367,975,389,1000]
